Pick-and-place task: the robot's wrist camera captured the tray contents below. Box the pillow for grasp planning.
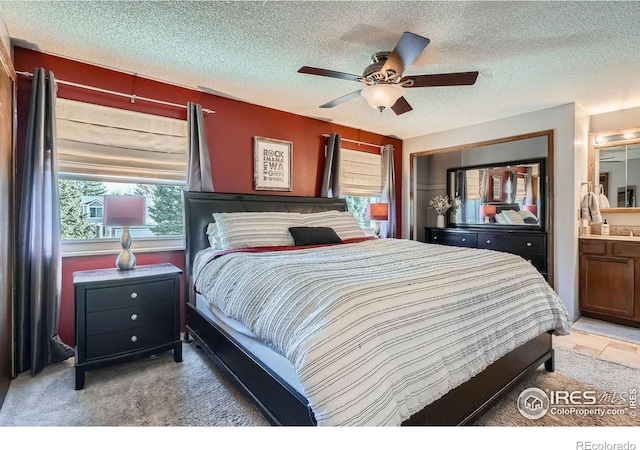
[501,209,526,225]
[301,210,367,240]
[288,227,343,246]
[518,210,539,224]
[206,222,222,249]
[494,212,508,224]
[212,212,304,250]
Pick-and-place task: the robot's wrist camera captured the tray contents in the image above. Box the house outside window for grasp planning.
[56,99,188,255]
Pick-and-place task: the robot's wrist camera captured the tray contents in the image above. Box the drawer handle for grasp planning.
[130,335,138,343]
[461,238,466,242]
[526,242,532,247]
[433,236,438,240]
[486,240,491,244]
[130,292,138,299]
[130,314,138,321]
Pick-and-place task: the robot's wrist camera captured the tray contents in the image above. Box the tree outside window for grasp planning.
[58,179,184,240]
[342,196,379,229]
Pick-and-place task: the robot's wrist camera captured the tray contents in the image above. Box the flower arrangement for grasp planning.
[450,196,464,215]
[429,195,451,215]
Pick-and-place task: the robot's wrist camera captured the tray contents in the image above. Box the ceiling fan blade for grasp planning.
[298,66,362,82]
[381,32,430,78]
[402,71,479,87]
[319,90,362,108]
[391,96,413,115]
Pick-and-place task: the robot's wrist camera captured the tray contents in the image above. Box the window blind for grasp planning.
[339,149,382,197]
[466,169,481,200]
[516,177,526,201]
[56,99,188,181]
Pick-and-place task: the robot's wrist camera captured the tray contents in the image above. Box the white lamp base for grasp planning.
[116,226,136,270]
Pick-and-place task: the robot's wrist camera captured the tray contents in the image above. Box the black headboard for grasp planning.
[182,192,347,302]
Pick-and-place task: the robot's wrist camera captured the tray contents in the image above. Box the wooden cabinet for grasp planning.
[579,238,640,327]
[74,263,183,389]
[425,227,548,277]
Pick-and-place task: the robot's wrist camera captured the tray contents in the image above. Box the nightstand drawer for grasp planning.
[86,322,175,360]
[86,279,175,312]
[86,301,174,336]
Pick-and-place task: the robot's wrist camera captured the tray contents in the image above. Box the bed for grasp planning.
[183,191,569,426]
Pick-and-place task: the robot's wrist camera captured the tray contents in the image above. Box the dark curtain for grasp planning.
[509,170,518,204]
[187,102,214,192]
[380,144,397,238]
[16,69,73,375]
[320,134,341,198]
[457,170,467,223]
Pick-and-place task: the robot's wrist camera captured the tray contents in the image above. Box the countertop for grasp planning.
[580,234,640,242]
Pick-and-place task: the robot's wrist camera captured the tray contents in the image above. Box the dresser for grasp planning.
[425,227,548,278]
[73,263,182,390]
[579,237,640,327]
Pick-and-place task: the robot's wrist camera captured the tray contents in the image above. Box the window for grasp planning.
[56,99,188,254]
[338,149,383,230]
[342,196,380,229]
[59,179,184,241]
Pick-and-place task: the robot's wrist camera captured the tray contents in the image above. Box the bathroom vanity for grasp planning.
[579,235,640,327]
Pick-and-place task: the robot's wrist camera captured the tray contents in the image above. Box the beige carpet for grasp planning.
[0,342,638,426]
[476,368,638,426]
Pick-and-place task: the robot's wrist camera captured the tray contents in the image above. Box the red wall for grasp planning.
[13,48,403,346]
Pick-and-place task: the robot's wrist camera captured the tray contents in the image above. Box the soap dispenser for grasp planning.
[601,219,610,236]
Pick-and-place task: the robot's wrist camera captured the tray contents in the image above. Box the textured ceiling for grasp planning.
[1,1,640,139]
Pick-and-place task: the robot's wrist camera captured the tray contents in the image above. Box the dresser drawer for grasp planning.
[86,300,174,336]
[429,230,477,248]
[521,253,547,273]
[86,278,175,312]
[86,321,175,360]
[477,233,545,254]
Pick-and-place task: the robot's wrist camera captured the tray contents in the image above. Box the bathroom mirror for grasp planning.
[590,126,640,210]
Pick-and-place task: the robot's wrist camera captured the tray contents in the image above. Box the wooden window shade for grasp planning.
[56,99,188,181]
[339,149,382,197]
[466,169,481,200]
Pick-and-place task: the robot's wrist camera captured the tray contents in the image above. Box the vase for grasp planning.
[436,214,445,228]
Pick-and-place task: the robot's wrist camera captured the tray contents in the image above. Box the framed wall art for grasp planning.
[492,175,502,201]
[254,137,293,191]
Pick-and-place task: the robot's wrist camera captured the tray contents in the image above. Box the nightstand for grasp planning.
[73,263,182,390]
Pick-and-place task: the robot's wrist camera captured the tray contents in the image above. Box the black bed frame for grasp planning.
[182,191,555,426]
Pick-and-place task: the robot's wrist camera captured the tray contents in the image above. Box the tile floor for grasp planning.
[555,329,640,368]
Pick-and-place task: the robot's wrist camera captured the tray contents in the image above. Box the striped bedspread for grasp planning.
[194,238,571,426]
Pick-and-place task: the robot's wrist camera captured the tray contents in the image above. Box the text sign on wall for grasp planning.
[254,137,293,191]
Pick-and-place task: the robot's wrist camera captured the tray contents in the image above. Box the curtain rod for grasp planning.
[322,133,385,149]
[16,71,215,114]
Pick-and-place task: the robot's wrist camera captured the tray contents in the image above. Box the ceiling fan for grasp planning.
[298,31,479,115]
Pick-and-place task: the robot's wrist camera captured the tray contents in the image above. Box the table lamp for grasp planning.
[480,204,496,223]
[103,195,146,270]
[366,203,388,238]
[523,204,538,216]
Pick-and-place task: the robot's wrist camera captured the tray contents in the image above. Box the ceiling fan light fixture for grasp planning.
[361,84,403,111]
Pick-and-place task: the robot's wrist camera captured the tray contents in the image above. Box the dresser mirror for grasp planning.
[590,126,640,211]
[447,158,545,229]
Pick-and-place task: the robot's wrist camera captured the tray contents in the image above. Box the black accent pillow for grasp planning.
[524,217,539,224]
[288,227,343,246]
